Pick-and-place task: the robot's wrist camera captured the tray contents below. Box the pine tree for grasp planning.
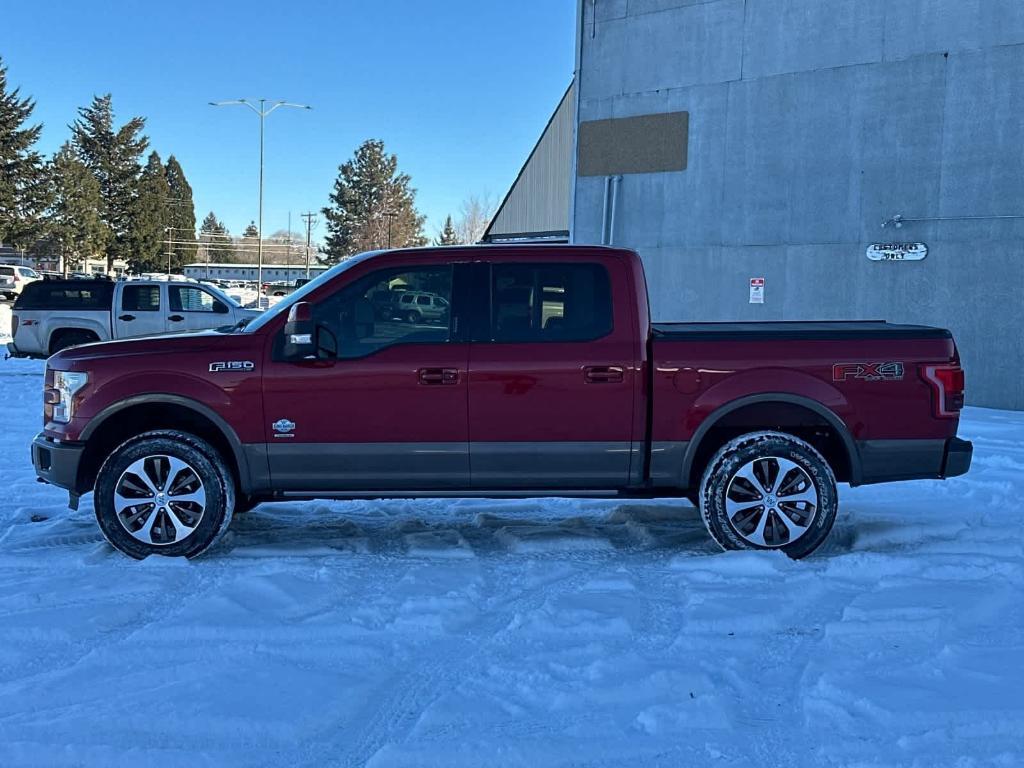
[0,57,51,248]
[321,139,426,262]
[243,221,258,238]
[70,94,148,271]
[48,143,106,273]
[434,214,460,246]
[164,155,197,266]
[128,151,169,273]
[199,211,233,264]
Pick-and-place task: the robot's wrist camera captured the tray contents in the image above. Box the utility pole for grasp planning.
[301,211,317,278]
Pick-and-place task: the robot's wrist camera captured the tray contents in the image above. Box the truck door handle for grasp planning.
[584,365,624,383]
[418,367,459,385]
[118,314,136,322]
[169,315,184,322]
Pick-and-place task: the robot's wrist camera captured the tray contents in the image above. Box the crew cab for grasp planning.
[31,245,972,560]
[8,278,260,356]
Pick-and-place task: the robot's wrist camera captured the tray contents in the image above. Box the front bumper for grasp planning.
[32,433,85,493]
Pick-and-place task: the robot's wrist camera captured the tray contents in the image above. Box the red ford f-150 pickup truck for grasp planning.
[31,245,972,559]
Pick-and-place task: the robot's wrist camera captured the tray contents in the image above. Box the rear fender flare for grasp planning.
[681,392,861,487]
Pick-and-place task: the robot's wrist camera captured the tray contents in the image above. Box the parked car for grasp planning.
[8,278,261,356]
[31,244,972,560]
[391,290,450,324]
[0,265,41,299]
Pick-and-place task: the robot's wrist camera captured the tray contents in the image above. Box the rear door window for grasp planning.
[489,263,613,342]
[122,285,161,312]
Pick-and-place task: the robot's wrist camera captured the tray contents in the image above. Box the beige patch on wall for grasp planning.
[577,111,689,176]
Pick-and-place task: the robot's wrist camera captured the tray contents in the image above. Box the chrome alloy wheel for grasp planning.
[114,455,207,546]
[724,456,818,548]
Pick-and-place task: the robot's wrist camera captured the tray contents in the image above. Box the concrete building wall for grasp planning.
[572,0,1024,409]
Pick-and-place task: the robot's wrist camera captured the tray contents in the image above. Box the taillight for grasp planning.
[10,315,17,336]
[921,364,965,418]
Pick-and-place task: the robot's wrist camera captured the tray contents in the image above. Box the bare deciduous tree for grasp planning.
[455,192,497,245]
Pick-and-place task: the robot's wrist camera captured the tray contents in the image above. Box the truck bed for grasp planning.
[652,320,952,342]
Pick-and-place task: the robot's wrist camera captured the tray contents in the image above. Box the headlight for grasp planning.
[49,371,89,424]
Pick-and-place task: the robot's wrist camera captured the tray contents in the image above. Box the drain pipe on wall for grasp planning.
[601,174,622,245]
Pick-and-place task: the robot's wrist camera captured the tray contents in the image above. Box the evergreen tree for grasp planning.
[48,143,106,273]
[321,139,426,262]
[243,221,258,238]
[164,155,197,266]
[70,94,148,270]
[434,214,460,246]
[199,211,233,264]
[128,151,169,273]
[0,57,51,248]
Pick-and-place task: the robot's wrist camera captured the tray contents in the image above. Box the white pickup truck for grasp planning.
[7,279,262,356]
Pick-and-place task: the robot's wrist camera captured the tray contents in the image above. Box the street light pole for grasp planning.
[209,98,311,303]
[384,211,398,249]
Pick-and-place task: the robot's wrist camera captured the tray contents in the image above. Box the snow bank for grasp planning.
[0,303,11,343]
[0,356,1021,767]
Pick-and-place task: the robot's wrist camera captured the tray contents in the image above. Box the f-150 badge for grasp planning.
[209,361,255,373]
[272,419,296,437]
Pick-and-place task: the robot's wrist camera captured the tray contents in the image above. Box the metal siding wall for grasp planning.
[572,0,1024,410]
[488,84,575,237]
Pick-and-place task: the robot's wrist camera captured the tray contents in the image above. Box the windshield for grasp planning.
[243,250,382,333]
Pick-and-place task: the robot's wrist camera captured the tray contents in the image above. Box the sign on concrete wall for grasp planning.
[749,277,765,304]
[866,243,928,261]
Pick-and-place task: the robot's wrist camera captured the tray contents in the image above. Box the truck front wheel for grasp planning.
[698,431,838,559]
[94,430,235,559]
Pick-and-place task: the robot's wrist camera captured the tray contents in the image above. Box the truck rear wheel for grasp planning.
[49,329,99,354]
[698,431,837,559]
[94,430,235,559]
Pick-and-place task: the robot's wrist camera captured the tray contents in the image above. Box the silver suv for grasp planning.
[0,265,40,300]
[393,291,450,324]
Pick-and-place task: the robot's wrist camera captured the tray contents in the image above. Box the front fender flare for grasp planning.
[80,393,256,493]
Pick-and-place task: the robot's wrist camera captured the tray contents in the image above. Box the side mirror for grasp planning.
[214,300,229,314]
[282,301,316,360]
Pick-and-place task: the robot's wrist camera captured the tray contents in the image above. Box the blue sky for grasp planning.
[3,0,576,243]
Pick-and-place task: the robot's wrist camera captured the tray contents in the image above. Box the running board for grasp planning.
[274,489,626,501]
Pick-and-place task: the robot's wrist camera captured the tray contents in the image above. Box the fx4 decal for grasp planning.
[833,361,905,382]
[209,361,255,373]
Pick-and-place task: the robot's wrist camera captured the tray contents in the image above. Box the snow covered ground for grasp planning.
[0,356,1021,767]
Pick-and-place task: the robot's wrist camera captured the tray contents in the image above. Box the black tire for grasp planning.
[405,310,420,324]
[94,430,235,559]
[49,329,99,354]
[698,431,838,560]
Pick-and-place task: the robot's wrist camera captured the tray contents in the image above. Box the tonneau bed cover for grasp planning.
[652,320,952,342]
